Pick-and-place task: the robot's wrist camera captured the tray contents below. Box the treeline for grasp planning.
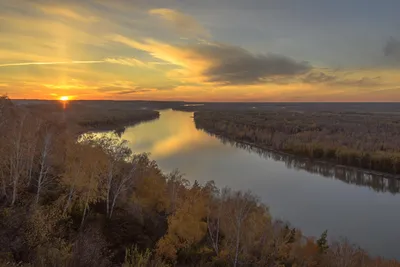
[23,100,160,133]
[220,137,400,194]
[1,96,400,266]
[194,110,400,175]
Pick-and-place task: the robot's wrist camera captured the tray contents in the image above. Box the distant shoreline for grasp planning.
[197,127,400,180]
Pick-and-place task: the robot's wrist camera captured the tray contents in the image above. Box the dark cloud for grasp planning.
[97,85,173,95]
[302,71,383,87]
[334,76,382,87]
[302,72,337,84]
[117,88,154,95]
[191,43,311,85]
[384,37,400,60]
[97,86,124,93]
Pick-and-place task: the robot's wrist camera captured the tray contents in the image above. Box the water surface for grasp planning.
[120,109,400,259]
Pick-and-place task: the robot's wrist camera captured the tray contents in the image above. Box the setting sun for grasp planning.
[59,96,69,101]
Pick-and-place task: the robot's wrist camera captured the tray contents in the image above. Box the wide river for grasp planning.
[118,109,400,259]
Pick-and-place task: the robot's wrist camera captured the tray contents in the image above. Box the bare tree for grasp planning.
[223,190,258,267]
[79,133,131,218]
[10,111,28,206]
[26,118,42,187]
[166,169,189,213]
[108,156,138,218]
[327,239,365,267]
[206,185,227,256]
[35,129,53,204]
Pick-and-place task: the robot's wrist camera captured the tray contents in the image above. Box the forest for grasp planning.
[1,96,400,267]
[220,138,400,195]
[194,110,400,175]
[21,100,160,133]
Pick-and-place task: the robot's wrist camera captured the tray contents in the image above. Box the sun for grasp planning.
[59,96,69,101]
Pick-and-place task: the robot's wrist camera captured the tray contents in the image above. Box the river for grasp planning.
[117,109,400,259]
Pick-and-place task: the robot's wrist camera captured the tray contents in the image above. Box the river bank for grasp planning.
[193,110,400,177]
[196,126,400,180]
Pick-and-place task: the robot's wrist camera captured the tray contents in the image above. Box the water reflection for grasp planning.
[120,110,220,159]
[121,109,400,194]
[216,137,400,195]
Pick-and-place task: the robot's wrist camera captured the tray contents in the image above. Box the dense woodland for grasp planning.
[222,139,400,194]
[21,100,160,133]
[1,96,400,266]
[194,110,400,175]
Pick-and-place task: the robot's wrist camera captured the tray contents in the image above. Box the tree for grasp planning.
[205,183,224,257]
[35,125,54,204]
[166,169,189,213]
[108,154,145,218]
[317,230,329,254]
[9,110,29,206]
[62,141,107,227]
[62,140,86,214]
[79,133,132,218]
[76,145,107,228]
[221,190,259,267]
[156,182,208,262]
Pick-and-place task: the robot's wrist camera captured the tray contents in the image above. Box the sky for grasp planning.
[1,0,400,101]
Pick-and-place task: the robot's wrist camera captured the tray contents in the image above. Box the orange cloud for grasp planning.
[149,8,210,38]
[39,5,97,22]
[0,60,104,68]
[104,57,150,68]
[111,35,311,85]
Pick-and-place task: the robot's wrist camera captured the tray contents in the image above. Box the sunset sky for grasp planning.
[1,0,400,101]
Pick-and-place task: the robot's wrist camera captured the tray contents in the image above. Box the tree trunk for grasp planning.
[35,183,41,204]
[233,221,241,267]
[1,179,6,198]
[80,203,88,229]
[106,167,113,216]
[215,216,220,254]
[35,172,43,204]
[27,154,35,187]
[64,186,75,213]
[109,182,124,219]
[109,194,118,219]
[11,174,19,206]
[0,169,7,198]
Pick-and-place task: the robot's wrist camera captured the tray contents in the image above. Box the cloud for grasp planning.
[200,46,311,84]
[302,72,337,84]
[303,71,383,88]
[104,57,149,68]
[0,60,104,68]
[112,36,311,85]
[384,37,400,61]
[97,82,173,95]
[116,88,155,95]
[39,5,97,22]
[149,8,210,38]
[0,58,153,69]
[334,76,382,87]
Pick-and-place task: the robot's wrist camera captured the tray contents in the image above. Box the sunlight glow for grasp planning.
[59,96,70,101]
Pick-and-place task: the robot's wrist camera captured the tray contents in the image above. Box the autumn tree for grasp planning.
[34,122,61,204]
[8,109,30,206]
[156,182,208,262]
[221,190,259,267]
[205,182,225,257]
[62,140,107,227]
[79,133,132,218]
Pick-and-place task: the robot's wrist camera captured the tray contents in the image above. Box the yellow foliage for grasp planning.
[134,171,170,213]
[156,186,208,261]
[156,235,178,261]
